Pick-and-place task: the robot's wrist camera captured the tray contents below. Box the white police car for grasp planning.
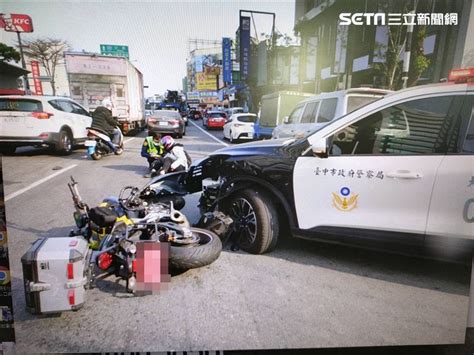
[156,68,474,258]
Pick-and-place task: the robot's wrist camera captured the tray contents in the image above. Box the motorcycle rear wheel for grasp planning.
[115,143,124,155]
[91,152,102,160]
[170,228,222,270]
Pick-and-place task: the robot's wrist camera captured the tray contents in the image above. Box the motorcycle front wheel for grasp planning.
[169,228,222,270]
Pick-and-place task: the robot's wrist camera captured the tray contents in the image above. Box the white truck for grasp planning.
[64,52,146,135]
[257,91,313,139]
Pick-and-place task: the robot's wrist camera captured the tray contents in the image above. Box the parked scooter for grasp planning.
[67,177,222,294]
[84,127,124,160]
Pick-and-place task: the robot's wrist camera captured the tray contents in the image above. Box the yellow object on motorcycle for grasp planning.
[88,213,134,250]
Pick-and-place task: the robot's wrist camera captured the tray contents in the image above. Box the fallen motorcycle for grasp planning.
[68,177,222,294]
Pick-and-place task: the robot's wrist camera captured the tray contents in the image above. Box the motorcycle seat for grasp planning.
[87,127,113,137]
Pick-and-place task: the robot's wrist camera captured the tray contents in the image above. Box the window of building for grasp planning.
[334,24,348,73]
[305,36,317,81]
[373,26,389,63]
[116,85,124,97]
[423,34,436,55]
[72,85,82,96]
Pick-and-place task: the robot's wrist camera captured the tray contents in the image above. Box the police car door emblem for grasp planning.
[332,187,358,212]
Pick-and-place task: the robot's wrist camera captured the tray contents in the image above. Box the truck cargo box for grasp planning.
[64,52,146,134]
[258,91,313,138]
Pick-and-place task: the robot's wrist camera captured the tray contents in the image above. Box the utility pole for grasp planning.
[16,31,31,92]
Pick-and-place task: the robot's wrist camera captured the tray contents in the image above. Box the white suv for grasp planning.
[0,96,92,155]
[223,113,258,143]
[272,88,391,139]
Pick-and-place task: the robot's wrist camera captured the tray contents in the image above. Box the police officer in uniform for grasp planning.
[141,131,164,177]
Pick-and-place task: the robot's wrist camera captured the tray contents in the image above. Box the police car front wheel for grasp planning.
[226,189,279,254]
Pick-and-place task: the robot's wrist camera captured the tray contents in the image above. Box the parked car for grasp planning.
[203,111,227,130]
[169,67,474,259]
[188,109,203,120]
[223,113,258,143]
[147,109,185,138]
[0,95,92,155]
[272,88,391,139]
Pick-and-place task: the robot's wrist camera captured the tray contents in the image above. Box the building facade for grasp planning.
[294,0,474,94]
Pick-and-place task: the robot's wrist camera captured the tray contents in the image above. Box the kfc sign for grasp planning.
[0,13,34,33]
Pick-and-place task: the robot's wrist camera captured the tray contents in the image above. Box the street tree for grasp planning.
[19,38,70,95]
[0,42,21,62]
[373,0,430,90]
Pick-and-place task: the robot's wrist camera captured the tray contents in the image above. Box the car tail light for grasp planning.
[32,112,53,119]
[132,259,137,273]
[68,290,75,305]
[67,263,74,280]
[98,252,113,270]
[448,68,474,83]
[169,120,180,125]
[148,118,157,124]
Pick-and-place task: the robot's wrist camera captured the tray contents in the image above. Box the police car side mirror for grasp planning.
[311,137,328,158]
[284,116,289,124]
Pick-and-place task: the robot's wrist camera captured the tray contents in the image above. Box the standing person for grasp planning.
[141,131,164,178]
[158,136,191,175]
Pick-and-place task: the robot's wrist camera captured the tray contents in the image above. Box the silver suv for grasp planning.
[272,88,391,139]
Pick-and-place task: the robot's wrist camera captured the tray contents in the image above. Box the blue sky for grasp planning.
[1,0,296,96]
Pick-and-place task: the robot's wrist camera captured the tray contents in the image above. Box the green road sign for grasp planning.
[100,44,129,59]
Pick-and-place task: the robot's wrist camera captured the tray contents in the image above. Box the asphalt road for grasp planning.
[2,120,471,352]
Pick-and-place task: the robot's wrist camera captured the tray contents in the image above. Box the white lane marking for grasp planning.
[5,164,77,202]
[189,120,228,147]
[124,137,135,144]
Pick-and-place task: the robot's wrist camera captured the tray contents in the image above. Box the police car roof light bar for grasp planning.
[448,68,474,83]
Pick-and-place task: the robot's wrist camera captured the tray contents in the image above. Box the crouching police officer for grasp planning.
[141,131,164,178]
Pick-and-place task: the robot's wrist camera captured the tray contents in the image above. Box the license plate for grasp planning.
[159,122,168,126]
[84,140,96,147]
